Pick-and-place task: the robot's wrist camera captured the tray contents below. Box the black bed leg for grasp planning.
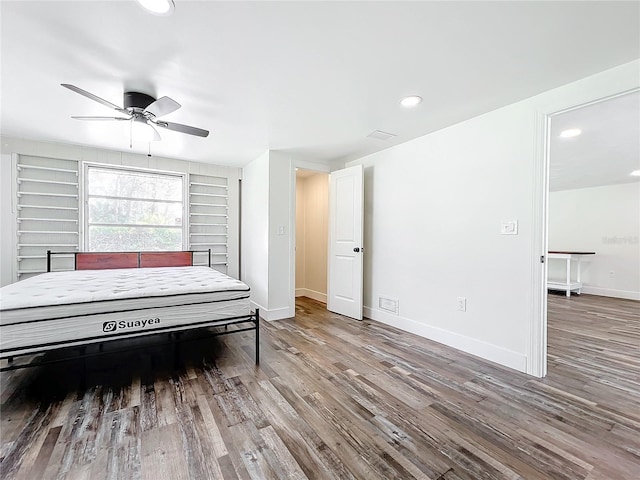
[80,355,87,392]
[255,308,260,365]
[173,332,181,369]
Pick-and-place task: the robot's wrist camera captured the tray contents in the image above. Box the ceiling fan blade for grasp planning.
[71,116,130,121]
[145,96,181,117]
[155,120,209,138]
[61,84,128,114]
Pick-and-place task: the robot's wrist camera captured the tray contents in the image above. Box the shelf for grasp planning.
[18,269,47,275]
[189,223,227,227]
[18,218,78,223]
[18,244,78,247]
[189,182,228,189]
[189,192,228,198]
[17,205,79,211]
[18,269,69,275]
[17,164,78,174]
[18,252,70,261]
[18,254,74,260]
[18,231,79,235]
[189,213,228,217]
[191,251,228,257]
[18,192,78,198]
[189,202,228,208]
[18,178,78,187]
[189,242,227,246]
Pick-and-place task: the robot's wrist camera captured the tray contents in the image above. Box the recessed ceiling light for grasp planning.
[136,0,175,15]
[400,96,423,108]
[631,170,640,177]
[559,128,582,138]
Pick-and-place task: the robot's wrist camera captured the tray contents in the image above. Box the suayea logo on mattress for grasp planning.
[102,318,161,333]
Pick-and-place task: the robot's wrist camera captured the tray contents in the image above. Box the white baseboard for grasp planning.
[250,301,294,322]
[363,306,527,373]
[295,288,327,303]
[580,286,640,301]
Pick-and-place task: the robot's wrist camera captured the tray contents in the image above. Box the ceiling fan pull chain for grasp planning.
[130,120,133,149]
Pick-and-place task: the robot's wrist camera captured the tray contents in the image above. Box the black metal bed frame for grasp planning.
[1,250,259,373]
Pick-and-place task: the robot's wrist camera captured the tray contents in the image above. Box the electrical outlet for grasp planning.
[609,271,615,278]
[457,297,467,312]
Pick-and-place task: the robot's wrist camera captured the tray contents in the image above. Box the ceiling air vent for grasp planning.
[367,130,397,141]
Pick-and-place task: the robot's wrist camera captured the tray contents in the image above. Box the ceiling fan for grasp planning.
[61,84,209,142]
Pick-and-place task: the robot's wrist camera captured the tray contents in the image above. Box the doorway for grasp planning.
[295,169,329,304]
[545,90,640,376]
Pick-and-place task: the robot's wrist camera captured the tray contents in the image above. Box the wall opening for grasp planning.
[295,169,329,305]
[545,90,640,376]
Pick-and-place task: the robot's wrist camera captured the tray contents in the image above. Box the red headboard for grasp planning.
[47,250,208,272]
[140,252,193,268]
[76,252,139,270]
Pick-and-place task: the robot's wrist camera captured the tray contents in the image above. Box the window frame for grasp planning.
[81,163,188,252]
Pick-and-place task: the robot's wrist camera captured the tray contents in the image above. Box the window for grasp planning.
[85,165,185,252]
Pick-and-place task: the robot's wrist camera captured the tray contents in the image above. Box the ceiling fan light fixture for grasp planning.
[135,0,175,16]
[631,170,640,177]
[131,118,159,142]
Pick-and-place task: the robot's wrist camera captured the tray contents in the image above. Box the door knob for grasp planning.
[353,247,360,252]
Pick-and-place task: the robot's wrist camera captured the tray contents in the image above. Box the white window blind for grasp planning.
[189,173,228,273]
[16,155,79,279]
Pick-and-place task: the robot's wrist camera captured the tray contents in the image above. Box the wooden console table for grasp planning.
[547,251,595,297]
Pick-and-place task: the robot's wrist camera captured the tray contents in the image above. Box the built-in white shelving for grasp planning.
[16,155,79,279]
[189,173,229,273]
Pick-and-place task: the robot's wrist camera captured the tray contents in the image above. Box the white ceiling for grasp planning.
[550,91,640,192]
[1,1,639,168]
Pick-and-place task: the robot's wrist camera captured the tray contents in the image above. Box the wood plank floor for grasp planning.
[1,295,639,479]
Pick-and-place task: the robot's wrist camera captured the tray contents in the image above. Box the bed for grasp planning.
[0,250,259,371]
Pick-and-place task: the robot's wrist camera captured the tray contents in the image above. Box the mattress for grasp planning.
[0,266,251,356]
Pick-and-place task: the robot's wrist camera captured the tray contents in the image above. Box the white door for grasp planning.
[327,164,364,320]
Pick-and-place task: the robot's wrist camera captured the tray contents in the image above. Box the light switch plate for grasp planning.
[500,220,518,235]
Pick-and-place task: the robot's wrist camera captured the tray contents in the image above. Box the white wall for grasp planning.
[0,136,242,282]
[241,151,295,320]
[342,60,640,374]
[242,151,333,320]
[267,153,294,318]
[549,182,640,300]
[241,151,270,312]
[295,172,329,303]
[0,155,14,286]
